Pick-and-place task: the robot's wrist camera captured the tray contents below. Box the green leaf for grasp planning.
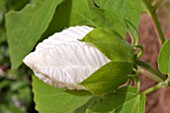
[141,1,148,13]
[6,0,64,69]
[158,38,170,74]
[82,28,134,63]
[73,97,99,113]
[87,0,126,37]
[69,0,141,37]
[81,62,133,95]
[32,76,92,113]
[5,0,30,11]
[69,0,97,27]
[65,90,92,96]
[93,0,141,30]
[42,0,72,39]
[69,0,134,37]
[86,87,146,113]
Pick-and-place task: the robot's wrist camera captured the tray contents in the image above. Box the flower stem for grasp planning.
[143,82,164,95]
[143,0,165,44]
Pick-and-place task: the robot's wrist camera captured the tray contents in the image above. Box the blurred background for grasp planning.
[0,0,37,113]
[0,0,170,113]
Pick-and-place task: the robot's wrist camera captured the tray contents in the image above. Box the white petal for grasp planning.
[23,25,110,90]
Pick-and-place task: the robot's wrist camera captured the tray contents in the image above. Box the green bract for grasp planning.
[81,62,133,95]
[81,29,134,63]
[80,29,134,95]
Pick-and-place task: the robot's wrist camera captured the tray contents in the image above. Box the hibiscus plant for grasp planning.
[5,0,170,113]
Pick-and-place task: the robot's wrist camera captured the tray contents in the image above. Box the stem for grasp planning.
[136,76,141,93]
[150,11,165,44]
[140,68,163,82]
[134,45,144,58]
[135,60,165,81]
[153,0,163,11]
[143,82,163,95]
[143,0,165,44]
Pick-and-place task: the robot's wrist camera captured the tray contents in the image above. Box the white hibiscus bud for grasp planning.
[23,26,110,90]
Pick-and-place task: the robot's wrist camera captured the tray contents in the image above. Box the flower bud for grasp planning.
[23,26,110,90]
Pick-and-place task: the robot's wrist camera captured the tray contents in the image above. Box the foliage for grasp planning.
[0,72,32,113]
[1,0,170,113]
[33,76,92,113]
[6,0,141,70]
[6,0,64,69]
[86,87,146,113]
